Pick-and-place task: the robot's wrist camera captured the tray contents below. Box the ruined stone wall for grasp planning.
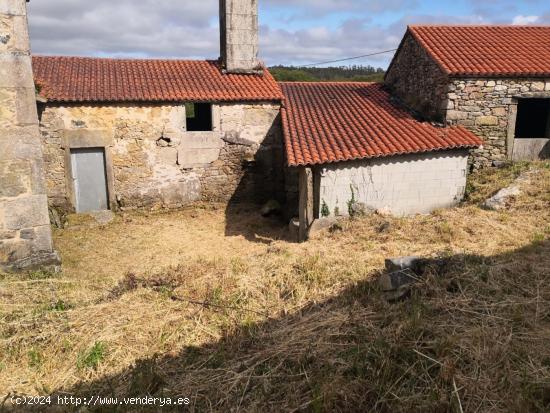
[39,101,283,212]
[445,78,550,167]
[0,0,59,270]
[384,32,449,122]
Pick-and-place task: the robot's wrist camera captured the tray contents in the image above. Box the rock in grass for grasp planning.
[89,210,115,225]
[378,269,418,291]
[308,217,339,235]
[483,185,521,210]
[288,217,300,242]
[385,256,424,273]
[261,200,281,217]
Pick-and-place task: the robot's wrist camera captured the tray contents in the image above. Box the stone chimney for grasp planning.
[219,0,262,74]
[0,0,59,270]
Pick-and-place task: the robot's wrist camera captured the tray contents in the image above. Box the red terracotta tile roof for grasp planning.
[32,56,283,103]
[408,25,550,77]
[280,82,482,167]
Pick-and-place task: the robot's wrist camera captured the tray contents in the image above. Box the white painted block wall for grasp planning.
[318,150,469,217]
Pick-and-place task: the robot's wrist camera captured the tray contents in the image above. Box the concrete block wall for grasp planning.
[219,0,261,74]
[0,0,59,270]
[318,150,469,217]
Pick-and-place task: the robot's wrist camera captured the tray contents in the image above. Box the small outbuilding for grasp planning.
[280,82,482,239]
[385,25,550,166]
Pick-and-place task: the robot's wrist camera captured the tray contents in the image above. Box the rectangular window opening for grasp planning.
[514,98,550,139]
[186,102,213,132]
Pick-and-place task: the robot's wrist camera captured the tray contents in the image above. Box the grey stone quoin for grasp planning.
[0,0,60,270]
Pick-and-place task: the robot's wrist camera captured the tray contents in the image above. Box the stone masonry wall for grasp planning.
[39,101,283,212]
[384,32,449,122]
[445,78,550,167]
[0,0,59,270]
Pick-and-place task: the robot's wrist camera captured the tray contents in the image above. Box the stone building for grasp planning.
[31,0,284,214]
[280,82,481,240]
[0,0,59,270]
[385,25,550,166]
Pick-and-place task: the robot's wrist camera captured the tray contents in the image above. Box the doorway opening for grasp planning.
[513,98,550,160]
[71,147,110,213]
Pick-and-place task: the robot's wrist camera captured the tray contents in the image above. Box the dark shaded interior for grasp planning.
[515,98,550,139]
[186,102,213,131]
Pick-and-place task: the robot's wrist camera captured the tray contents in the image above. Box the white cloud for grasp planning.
[26,1,549,69]
[512,15,540,25]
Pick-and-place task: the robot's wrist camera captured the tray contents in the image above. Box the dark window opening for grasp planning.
[515,99,550,139]
[186,103,213,131]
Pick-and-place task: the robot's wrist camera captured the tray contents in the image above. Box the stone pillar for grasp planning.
[298,167,314,242]
[219,0,261,74]
[0,0,59,271]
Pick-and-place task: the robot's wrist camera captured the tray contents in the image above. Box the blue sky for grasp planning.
[28,0,549,69]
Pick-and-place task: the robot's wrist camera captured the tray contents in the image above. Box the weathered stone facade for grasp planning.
[39,101,283,212]
[384,32,449,122]
[0,0,59,270]
[446,78,550,167]
[385,30,550,167]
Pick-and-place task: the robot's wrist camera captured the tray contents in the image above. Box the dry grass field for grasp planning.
[1,162,549,412]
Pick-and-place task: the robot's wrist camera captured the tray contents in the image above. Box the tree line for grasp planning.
[269,65,386,82]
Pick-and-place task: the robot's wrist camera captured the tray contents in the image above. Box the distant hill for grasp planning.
[269,65,386,82]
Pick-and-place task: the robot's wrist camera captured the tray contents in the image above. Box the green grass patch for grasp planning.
[77,341,106,370]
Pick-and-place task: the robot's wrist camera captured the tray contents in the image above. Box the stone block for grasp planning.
[378,269,417,291]
[288,217,300,242]
[159,178,201,207]
[15,87,38,125]
[61,129,113,149]
[446,110,468,121]
[492,107,506,117]
[177,132,224,167]
[0,159,31,197]
[222,131,255,146]
[227,43,258,61]
[32,225,54,252]
[10,14,29,52]
[19,228,35,239]
[156,147,178,165]
[308,217,340,236]
[225,13,258,31]
[0,15,29,54]
[227,28,258,46]
[3,194,50,230]
[178,148,222,168]
[224,0,258,15]
[0,230,15,239]
[0,239,31,263]
[531,82,545,91]
[0,87,16,127]
[475,116,498,126]
[0,55,34,88]
[385,256,424,273]
[0,0,26,16]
